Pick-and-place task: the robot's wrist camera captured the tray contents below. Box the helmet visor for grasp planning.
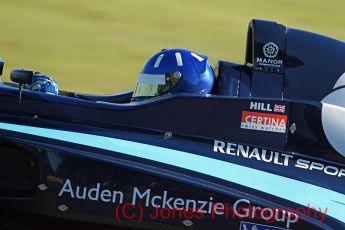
[133,72,181,98]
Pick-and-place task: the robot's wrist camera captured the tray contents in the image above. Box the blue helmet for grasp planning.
[29,72,59,95]
[132,48,214,100]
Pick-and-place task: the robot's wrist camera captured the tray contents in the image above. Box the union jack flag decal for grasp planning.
[274,104,285,113]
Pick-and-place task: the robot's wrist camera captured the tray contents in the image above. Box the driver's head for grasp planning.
[132,49,214,101]
[29,72,59,95]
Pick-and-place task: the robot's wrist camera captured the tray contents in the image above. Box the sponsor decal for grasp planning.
[263,42,279,59]
[58,180,301,228]
[256,42,283,68]
[274,104,286,113]
[58,179,217,214]
[250,102,273,112]
[240,221,288,230]
[231,199,298,228]
[250,102,285,114]
[241,111,287,133]
[213,140,293,167]
[0,121,342,223]
[295,159,345,177]
[213,140,345,178]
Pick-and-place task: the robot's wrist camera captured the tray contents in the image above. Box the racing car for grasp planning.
[0,19,344,230]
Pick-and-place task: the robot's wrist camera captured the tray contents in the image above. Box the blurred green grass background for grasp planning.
[1,0,345,94]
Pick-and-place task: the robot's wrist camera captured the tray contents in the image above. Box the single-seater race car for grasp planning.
[0,19,344,230]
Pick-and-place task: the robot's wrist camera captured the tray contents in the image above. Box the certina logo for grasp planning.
[263,42,279,58]
[241,111,287,133]
[250,102,285,113]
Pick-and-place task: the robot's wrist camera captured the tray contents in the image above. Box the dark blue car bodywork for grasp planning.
[0,19,344,230]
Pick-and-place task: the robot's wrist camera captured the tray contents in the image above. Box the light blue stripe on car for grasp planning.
[0,121,344,223]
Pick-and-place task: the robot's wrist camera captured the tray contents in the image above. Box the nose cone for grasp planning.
[322,73,345,157]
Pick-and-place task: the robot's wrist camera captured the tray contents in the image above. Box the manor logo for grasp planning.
[256,42,283,68]
[263,42,279,58]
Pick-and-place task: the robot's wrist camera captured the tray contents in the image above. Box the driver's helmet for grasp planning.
[29,72,59,95]
[132,48,214,100]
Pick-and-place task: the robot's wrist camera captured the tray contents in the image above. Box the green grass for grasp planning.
[1,0,345,94]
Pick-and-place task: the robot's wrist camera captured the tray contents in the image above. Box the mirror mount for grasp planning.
[0,58,4,76]
[0,58,4,84]
[10,69,33,105]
